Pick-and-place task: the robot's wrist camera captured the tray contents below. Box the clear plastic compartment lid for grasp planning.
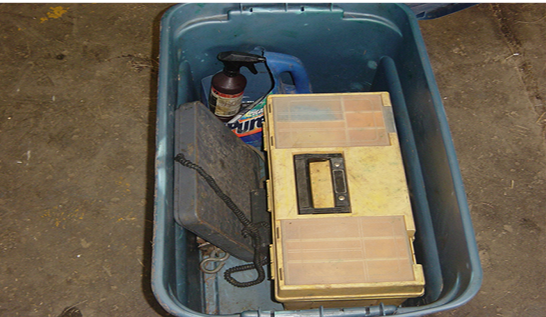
[268,93,396,149]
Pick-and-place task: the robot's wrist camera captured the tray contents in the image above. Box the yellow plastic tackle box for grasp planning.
[263,92,425,309]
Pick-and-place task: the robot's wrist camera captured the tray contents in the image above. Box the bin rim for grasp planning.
[396,2,483,314]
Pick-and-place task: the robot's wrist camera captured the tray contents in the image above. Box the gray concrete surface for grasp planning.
[0,4,544,317]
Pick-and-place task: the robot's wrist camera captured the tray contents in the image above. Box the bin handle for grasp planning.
[239,2,334,13]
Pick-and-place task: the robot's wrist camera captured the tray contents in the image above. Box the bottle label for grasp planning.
[226,97,267,148]
[209,88,243,118]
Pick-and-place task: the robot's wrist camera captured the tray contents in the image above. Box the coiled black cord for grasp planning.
[174,153,269,287]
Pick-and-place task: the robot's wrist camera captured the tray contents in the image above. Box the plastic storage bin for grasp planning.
[153,3,482,317]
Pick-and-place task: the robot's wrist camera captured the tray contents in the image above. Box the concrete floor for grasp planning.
[0,3,544,317]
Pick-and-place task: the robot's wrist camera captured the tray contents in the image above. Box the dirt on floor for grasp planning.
[0,4,172,316]
[420,4,546,317]
[0,3,545,317]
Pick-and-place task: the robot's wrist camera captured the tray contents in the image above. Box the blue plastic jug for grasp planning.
[201,49,311,148]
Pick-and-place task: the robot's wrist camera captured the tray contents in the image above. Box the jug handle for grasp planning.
[264,52,312,94]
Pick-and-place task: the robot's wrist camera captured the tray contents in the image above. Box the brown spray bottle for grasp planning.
[209,51,266,122]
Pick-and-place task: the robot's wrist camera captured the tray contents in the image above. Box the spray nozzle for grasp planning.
[217,51,266,77]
